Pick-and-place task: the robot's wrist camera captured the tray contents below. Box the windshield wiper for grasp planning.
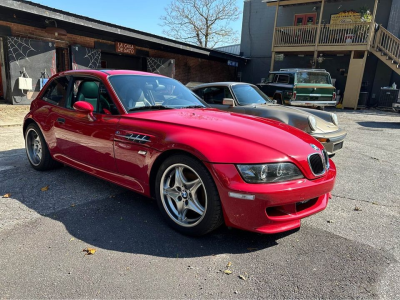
[179,105,205,109]
[128,105,172,112]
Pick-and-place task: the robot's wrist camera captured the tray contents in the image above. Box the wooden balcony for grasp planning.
[273,22,372,52]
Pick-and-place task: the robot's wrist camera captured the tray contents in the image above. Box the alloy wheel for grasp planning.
[160,163,207,227]
[26,128,42,166]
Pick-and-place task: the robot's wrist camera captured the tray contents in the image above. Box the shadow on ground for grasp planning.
[47,191,298,258]
[0,148,289,257]
[357,121,400,129]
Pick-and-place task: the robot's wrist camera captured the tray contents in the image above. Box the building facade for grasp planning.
[240,0,400,108]
[0,0,243,104]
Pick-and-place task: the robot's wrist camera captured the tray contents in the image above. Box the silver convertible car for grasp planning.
[192,82,347,156]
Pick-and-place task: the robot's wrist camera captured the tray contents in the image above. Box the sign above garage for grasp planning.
[115,42,136,55]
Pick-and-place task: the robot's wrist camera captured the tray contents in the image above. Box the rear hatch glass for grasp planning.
[296,72,331,84]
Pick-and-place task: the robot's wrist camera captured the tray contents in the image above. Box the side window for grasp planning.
[68,78,118,115]
[42,76,70,106]
[99,83,119,115]
[277,75,289,84]
[223,87,234,99]
[193,88,204,98]
[203,87,225,104]
[267,74,275,83]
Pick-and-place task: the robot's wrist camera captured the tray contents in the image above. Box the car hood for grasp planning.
[119,108,325,173]
[242,103,338,134]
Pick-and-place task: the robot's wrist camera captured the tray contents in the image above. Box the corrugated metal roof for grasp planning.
[214,44,241,55]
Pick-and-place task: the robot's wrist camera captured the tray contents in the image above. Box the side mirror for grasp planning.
[73,101,96,120]
[272,100,278,104]
[222,98,235,106]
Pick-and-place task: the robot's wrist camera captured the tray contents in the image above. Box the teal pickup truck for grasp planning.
[257,69,337,108]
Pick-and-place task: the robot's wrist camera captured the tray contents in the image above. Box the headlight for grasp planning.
[331,113,338,126]
[237,163,304,183]
[308,116,317,131]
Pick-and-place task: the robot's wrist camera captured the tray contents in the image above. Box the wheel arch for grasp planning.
[23,118,39,137]
[149,149,207,199]
[273,91,283,100]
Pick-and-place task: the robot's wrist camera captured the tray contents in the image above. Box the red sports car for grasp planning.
[23,70,336,236]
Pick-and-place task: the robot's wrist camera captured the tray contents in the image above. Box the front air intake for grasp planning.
[308,153,325,176]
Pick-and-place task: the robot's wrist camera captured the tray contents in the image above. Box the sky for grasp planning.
[28,0,244,46]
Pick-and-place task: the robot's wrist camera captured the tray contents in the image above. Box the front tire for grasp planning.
[25,123,60,171]
[155,154,223,236]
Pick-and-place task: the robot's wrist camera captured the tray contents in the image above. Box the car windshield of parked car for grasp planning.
[296,72,331,84]
[108,75,207,111]
[232,84,272,105]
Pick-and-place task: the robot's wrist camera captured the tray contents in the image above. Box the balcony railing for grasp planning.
[274,25,318,46]
[273,22,372,48]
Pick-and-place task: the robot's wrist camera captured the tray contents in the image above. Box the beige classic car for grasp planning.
[192,82,347,156]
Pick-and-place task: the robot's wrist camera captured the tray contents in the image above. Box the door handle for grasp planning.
[57,118,65,124]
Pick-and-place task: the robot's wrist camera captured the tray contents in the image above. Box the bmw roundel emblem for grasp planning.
[310,144,320,151]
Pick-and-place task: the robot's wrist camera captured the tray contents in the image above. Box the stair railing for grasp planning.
[374,24,400,68]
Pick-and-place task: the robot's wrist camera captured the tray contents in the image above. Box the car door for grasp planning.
[54,76,120,173]
[265,74,279,97]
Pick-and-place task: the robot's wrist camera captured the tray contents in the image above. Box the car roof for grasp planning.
[56,69,167,78]
[270,69,328,74]
[192,82,252,89]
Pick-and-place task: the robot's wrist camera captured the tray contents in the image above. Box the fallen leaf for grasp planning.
[71,203,75,207]
[2,193,11,198]
[69,238,75,241]
[83,248,96,255]
[226,262,232,268]
[327,220,334,223]
[239,272,248,280]
[354,206,362,211]
[41,186,49,192]
[372,202,378,205]
[224,270,232,275]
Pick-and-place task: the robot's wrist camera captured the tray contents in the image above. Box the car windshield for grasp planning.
[296,72,331,84]
[108,75,207,111]
[231,84,272,105]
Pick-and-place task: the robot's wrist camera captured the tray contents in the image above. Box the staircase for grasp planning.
[371,24,400,75]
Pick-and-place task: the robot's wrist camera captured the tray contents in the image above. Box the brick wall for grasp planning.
[0,21,236,84]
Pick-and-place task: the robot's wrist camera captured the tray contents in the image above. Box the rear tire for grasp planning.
[155,154,223,236]
[25,123,61,171]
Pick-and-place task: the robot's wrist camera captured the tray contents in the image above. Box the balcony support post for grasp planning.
[313,0,325,65]
[270,0,280,71]
[368,0,379,50]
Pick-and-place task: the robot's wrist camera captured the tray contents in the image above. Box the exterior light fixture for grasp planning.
[45,19,67,37]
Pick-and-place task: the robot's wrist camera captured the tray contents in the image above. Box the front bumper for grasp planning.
[393,103,400,112]
[206,160,336,234]
[312,130,347,155]
[290,100,337,107]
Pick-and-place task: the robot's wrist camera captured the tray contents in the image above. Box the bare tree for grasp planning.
[160,0,241,48]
